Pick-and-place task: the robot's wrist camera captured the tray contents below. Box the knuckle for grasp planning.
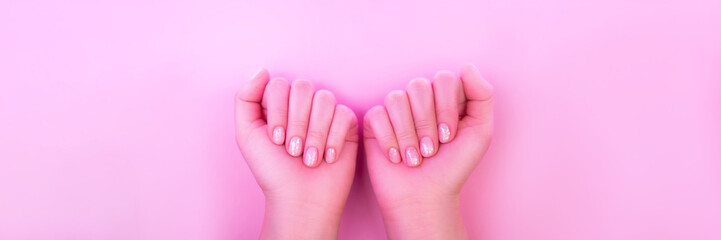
[287,119,308,129]
[363,106,385,124]
[291,79,314,92]
[432,72,459,88]
[306,129,327,141]
[314,90,336,105]
[434,70,457,81]
[269,110,288,121]
[384,90,407,105]
[377,131,398,145]
[414,118,437,131]
[395,130,418,142]
[268,77,289,88]
[406,78,431,92]
[335,105,356,121]
[435,106,458,119]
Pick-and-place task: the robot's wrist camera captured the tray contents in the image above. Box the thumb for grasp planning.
[459,63,494,136]
[235,68,270,146]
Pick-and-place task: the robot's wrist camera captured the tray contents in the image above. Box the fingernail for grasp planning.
[389,147,401,163]
[272,127,285,144]
[406,147,421,167]
[251,68,264,79]
[439,123,451,143]
[289,137,302,156]
[420,137,434,157]
[304,147,318,167]
[325,148,336,164]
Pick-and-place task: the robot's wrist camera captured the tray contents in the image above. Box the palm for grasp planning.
[239,124,357,209]
[364,64,494,210]
[365,118,491,208]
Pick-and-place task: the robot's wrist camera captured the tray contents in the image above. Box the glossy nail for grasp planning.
[389,147,401,163]
[420,137,434,157]
[304,147,318,167]
[325,148,337,164]
[406,147,421,167]
[272,127,285,144]
[439,123,451,143]
[289,137,302,156]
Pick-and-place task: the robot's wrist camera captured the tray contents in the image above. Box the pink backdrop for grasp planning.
[1,0,720,239]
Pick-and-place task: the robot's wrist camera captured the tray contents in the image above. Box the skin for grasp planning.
[235,63,494,239]
[364,63,494,239]
[235,69,358,240]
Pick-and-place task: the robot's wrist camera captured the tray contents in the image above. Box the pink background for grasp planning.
[1,0,720,239]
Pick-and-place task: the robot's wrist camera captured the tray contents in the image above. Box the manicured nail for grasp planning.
[304,147,318,167]
[251,68,264,79]
[325,148,336,164]
[272,127,285,144]
[439,123,451,143]
[420,137,434,157]
[406,147,421,167]
[389,147,401,163]
[289,137,302,156]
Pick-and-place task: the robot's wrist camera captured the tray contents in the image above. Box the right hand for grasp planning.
[363,63,495,239]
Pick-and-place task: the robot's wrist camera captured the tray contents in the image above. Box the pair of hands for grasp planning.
[235,63,494,239]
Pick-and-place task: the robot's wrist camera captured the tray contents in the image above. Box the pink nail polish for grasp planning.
[439,123,451,143]
[304,147,318,167]
[325,148,336,163]
[389,147,401,163]
[272,127,285,144]
[289,137,302,156]
[406,147,421,167]
[420,137,434,157]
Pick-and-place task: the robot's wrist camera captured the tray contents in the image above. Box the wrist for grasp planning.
[260,196,343,240]
[379,194,468,240]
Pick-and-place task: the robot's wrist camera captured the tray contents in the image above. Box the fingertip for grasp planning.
[288,136,303,157]
[438,123,452,143]
[303,147,320,168]
[325,147,337,164]
[405,147,422,167]
[389,147,401,163]
[271,126,285,145]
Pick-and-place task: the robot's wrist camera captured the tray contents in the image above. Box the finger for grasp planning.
[263,77,290,145]
[460,63,494,127]
[286,79,315,157]
[303,90,336,168]
[235,69,270,146]
[406,78,438,158]
[325,104,358,164]
[385,90,422,167]
[363,106,401,164]
[432,70,461,143]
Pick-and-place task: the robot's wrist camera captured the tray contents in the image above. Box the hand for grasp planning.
[363,64,494,239]
[235,69,359,240]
